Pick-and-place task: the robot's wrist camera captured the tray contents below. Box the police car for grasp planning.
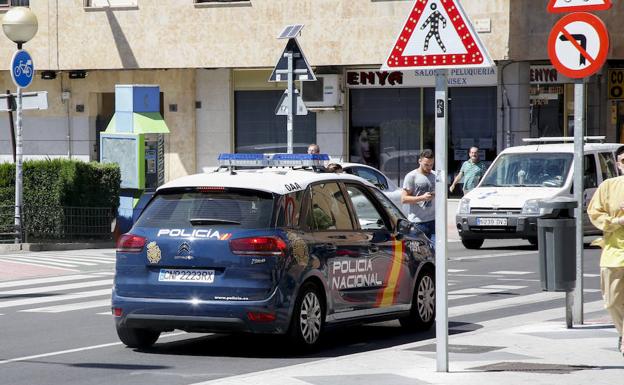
[112,154,435,349]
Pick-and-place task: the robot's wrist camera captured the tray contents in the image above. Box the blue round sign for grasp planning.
[11,50,35,88]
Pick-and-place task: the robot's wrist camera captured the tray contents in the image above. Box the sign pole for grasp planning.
[573,78,584,325]
[434,69,449,372]
[6,90,16,163]
[14,85,22,243]
[286,51,294,154]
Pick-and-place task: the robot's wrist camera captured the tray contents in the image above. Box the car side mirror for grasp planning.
[396,218,413,236]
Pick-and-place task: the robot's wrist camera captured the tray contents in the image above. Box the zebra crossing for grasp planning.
[0,272,113,315]
[0,249,115,270]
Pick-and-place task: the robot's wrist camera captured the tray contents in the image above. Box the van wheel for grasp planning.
[116,325,160,348]
[462,238,484,249]
[400,268,435,331]
[289,282,325,349]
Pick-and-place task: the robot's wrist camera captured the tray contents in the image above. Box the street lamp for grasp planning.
[2,7,38,243]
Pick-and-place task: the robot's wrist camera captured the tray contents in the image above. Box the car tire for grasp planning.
[400,268,435,331]
[528,237,538,247]
[116,325,160,348]
[461,238,484,249]
[288,282,325,349]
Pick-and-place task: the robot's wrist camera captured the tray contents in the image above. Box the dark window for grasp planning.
[0,0,29,6]
[308,183,353,231]
[350,166,388,190]
[276,190,305,228]
[345,185,387,230]
[598,152,617,181]
[584,154,598,189]
[135,190,274,229]
[235,90,316,153]
[370,188,405,223]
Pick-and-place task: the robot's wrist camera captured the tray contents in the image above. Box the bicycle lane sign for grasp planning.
[11,49,35,88]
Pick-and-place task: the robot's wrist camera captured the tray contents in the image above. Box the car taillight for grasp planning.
[116,234,146,253]
[229,236,287,256]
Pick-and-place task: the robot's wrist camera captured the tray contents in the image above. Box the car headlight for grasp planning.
[521,199,541,215]
[458,198,470,214]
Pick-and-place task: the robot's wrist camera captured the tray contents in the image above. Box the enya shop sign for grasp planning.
[346,67,496,88]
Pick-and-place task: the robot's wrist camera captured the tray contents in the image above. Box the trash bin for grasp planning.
[537,197,578,292]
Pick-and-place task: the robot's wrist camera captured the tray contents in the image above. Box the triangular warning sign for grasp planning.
[547,0,612,14]
[382,0,492,70]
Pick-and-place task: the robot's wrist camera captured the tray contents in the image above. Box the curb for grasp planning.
[0,242,114,253]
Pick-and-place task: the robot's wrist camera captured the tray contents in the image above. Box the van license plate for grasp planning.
[158,269,215,283]
[477,218,508,226]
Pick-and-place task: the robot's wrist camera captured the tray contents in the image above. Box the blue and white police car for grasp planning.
[112,154,435,349]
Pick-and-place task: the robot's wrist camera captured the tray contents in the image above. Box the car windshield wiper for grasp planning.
[190,218,241,225]
[479,183,498,187]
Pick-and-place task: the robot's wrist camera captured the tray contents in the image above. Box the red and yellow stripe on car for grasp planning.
[376,240,404,307]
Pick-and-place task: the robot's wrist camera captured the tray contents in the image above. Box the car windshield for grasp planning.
[135,189,275,229]
[480,153,573,188]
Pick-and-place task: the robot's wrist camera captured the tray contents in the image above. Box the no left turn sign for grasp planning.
[548,12,609,79]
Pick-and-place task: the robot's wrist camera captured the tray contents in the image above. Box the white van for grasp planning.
[455,138,622,249]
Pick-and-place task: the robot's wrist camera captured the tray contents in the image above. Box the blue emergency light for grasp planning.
[217,153,330,168]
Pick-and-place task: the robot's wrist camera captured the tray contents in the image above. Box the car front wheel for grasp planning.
[400,268,435,330]
[462,238,484,249]
[116,324,160,348]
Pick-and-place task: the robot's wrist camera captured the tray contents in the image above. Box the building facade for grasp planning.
[0,0,620,188]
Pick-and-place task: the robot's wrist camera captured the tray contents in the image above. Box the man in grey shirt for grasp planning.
[401,149,436,242]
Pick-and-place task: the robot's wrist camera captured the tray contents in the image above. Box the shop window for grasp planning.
[84,0,137,8]
[448,87,497,191]
[349,88,426,186]
[0,0,29,6]
[235,90,316,153]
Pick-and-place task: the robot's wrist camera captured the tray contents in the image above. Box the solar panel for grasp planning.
[278,24,304,39]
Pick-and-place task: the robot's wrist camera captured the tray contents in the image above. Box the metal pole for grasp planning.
[7,90,16,163]
[573,79,584,324]
[286,51,294,154]
[434,69,448,372]
[566,291,573,329]
[14,85,22,244]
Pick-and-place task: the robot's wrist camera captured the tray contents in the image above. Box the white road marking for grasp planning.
[449,290,563,317]
[490,270,533,275]
[0,256,78,268]
[0,288,111,309]
[453,251,536,261]
[448,287,512,300]
[0,274,94,289]
[0,332,187,365]
[584,273,600,278]
[480,285,526,290]
[0,259,78,271]
[21,298,110,313]
[447,269,466,273]
[0,279,112,297]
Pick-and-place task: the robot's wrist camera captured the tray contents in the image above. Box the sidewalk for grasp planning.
[195,298,622,385]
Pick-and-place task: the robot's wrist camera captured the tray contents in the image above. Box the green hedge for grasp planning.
[0,159,120,240]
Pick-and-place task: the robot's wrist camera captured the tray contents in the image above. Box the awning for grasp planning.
[104,112,170,134]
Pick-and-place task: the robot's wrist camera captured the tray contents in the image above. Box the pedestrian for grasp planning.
[307,144,320,155]
[587,145,624,357]
[327,163,343,173]
[450,146,487,195]
[401,149,436,242]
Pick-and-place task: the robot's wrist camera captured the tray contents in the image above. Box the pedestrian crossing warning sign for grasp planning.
[547,0,612,14]
[382,0,493,70]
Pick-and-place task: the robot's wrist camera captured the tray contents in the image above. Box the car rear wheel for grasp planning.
[400,268,435,331]
[289,282,325,349]
[462,238,484,249]
[116,325,160,348]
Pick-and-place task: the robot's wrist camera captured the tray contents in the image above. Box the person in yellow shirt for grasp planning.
[588,145,624,357]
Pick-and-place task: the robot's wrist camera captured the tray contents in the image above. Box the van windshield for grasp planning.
[480,153,573,188]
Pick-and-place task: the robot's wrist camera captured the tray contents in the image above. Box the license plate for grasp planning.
[158,269,215,283]
[476,217,508,226]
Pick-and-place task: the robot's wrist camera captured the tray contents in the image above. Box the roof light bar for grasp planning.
[217,153,271,167]
[217,153,330,168]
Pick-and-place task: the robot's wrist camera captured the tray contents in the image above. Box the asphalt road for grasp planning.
[0,240,603,385]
